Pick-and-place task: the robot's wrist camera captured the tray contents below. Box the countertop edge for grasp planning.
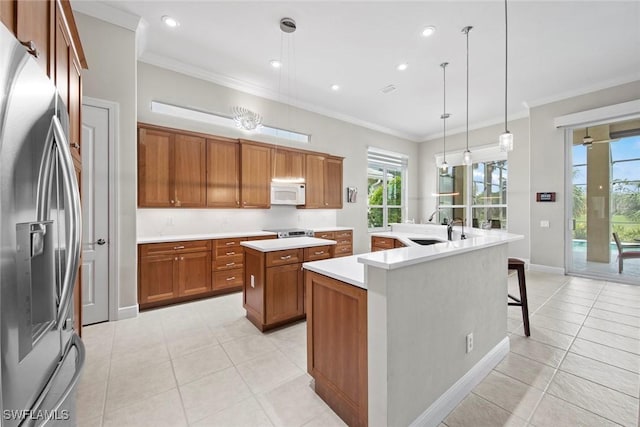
[241,237,337,252]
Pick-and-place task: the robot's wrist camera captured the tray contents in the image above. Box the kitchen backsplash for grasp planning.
[137,206,338,238]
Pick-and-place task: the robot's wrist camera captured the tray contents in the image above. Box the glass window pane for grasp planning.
[573,165,586,185]
[438,165,466,205]
[610,135,640,162]
[472,207,507,229]
[368,207,383,228]
[388,207,402,225]
[472,161,507,205]
[573,144,587,165]
[368,167,384,204]
[386,169,402,205]
[613,160,640,182]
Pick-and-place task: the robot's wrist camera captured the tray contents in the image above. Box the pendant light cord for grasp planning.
[504,0,508,133]
[464,27,471,152]
[441,62,448,163]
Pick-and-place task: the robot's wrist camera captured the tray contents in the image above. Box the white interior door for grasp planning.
[81,104,109,325]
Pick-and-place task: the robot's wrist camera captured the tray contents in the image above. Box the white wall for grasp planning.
[75,13,138,315]
[418,118,531,260]
[137,62,419,253]
[528,80,640,269]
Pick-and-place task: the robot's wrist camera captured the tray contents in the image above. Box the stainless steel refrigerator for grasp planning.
[1,24,85,426]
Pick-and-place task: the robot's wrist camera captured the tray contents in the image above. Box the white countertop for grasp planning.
[312,226,353,232]
[362,228,522,270]
[303,255,365,290]
[241,236,336,252]
[138,231,277,244]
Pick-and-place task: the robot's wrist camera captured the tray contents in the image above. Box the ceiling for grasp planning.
[76,1,640,141]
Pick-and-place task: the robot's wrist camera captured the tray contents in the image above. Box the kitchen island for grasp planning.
[241,236,336,331]
[303,225,522,427]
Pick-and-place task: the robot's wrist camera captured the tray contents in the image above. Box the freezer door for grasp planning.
[0,36,66,426]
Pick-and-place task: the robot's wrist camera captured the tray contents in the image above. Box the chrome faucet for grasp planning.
[447,218,467,241]
[427,208,446,223]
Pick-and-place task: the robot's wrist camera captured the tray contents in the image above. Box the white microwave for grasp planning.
[271,182,306,205]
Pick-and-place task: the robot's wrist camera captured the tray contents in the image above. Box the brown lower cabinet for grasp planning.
[306,270,367,427]
[371,235,404,251]
[315,229,353,257]
[244,245,332,331]
[138,234,276,310]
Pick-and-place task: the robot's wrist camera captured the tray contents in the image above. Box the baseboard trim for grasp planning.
[528,263,565,275]
[409,336,510,427]
[117,304,139,320]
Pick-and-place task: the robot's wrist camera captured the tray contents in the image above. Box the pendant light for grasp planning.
[462,26,473,165]
[498,0,514,152]
[440,62,450,172]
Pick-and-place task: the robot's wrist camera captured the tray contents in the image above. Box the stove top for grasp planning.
[263,228,315,238]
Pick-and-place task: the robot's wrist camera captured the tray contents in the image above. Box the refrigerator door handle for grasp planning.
[37,115,82,327]
[26,334,86,427]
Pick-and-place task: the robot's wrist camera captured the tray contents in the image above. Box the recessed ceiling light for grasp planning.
[331,84,340,91]
[162,15,179,28]
[269,59,282,68]
[422,26,436,37]
[397,63,408,71]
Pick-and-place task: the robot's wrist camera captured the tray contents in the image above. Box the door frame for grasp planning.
[82,96,120,321]
[558,99,640,284]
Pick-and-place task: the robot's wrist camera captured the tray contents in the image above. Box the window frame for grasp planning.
[367,150,408,231]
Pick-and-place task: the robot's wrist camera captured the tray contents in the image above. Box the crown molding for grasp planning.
[71,0,141,32]
[138,52,422,142]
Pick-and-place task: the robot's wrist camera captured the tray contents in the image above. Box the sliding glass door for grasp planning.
[568,119,640,283]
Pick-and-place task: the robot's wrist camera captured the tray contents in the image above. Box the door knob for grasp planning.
[96,239,106,245]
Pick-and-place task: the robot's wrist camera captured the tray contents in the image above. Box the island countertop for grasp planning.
[303,255,365,289]
[241,236,336,252]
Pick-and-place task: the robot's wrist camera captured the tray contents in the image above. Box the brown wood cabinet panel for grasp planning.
[243,248,265,322]
[306,271,367,427]
[247,235,277,241]
[68,57,81,162]
[140,240,211,257]
[273,149,304,181]
[214,246,243,258]
[177,251,211,296]
[265,248,303,267]
[304,154,325,208]
[206,138,240,208]
[335,230,352,239]
[324,157,343,208]
[215,237,247,248]
[314,231,335,239]
[54,2,69,108]
[394,239,407,248]
[334,245,353,257]
[266,263,303,325]
[213,268,243,291]
[174,134,206,207]
[240,143,271,208]
[304,246,333,262]
[213,254,243,271]
[16,0,50,74]
[139,254,178,304]
[138,127,174,207]
[371,236,394,250]
[1,0,16,34]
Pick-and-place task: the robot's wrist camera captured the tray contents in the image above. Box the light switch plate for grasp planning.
[540,220,550,228]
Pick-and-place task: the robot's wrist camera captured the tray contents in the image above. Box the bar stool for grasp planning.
[508,258,530,336]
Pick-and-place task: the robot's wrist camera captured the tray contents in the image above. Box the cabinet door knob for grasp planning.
[174,257,178,261]
[71,143,80,149]
[181,257,184,260]
[19,40,39,57]
[170,200,175,204]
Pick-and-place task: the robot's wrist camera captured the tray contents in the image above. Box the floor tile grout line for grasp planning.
[162,325,191,427]
[98,323,117,426]
[523,278,610,425]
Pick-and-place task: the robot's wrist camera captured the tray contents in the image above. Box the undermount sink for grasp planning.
[409,238,445,246]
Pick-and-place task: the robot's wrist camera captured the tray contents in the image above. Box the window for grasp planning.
[368,148,408,230]
[435,146,507,228]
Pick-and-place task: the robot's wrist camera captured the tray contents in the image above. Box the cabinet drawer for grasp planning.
[215,237,247,248]
[335,237,352,246]
[334,245,353,257]
[247,235,277,241]
[266,249,303,267]
[394,239,407,248]
[215,246,243,258]
[314,231,335,239]
[304,245,333,261]
[213,268,243,291]
[371,246,388,252]
[334,230,353,239]
[371,236,394,249]
[140,240,211,256]
[213,254,244,271]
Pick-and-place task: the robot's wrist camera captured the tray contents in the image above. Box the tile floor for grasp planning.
[77,271,639,427]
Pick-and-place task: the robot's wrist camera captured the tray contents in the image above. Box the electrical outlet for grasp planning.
[466,333,474,353]
[540,220,550,228]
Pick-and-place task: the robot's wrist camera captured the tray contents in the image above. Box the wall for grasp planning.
[528,80,640,269]
[137,62,419,254]
[75,13,138,316]
[417,118,531,260]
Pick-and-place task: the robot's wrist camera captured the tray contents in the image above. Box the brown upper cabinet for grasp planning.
[0,1,16,34]
[138,125,207,208]
[206,137,240,208]
[303,154,343,209]
[240,141,272,208]
[16,0,51,74]
[273,148,304,181]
